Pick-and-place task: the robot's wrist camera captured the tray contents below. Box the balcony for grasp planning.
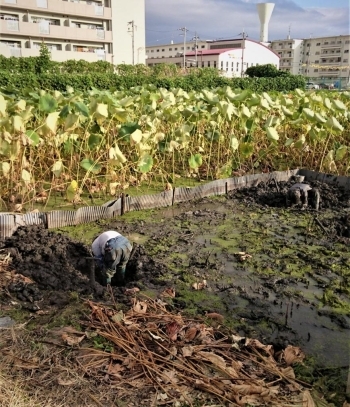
[0,20,112,42]
[0,44,113,62]
[0,0,112,20]
[320,43,341,49]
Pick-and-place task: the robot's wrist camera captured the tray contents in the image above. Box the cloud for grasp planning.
[145,0,349,45]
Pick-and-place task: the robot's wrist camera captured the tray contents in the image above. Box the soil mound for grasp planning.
[0,226,166,307]
[230,179,350,210]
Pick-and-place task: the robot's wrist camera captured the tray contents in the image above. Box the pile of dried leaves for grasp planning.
[77,294,315,406]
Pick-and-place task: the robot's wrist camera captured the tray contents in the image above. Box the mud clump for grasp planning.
[0,225,98,302]
[0,225,166,307]
[230,179,350,210]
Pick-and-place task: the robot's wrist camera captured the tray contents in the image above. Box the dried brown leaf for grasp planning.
[245,338,274,356]
[281,366,296,379]
[182,346,194,357]
[166,321,181,341]
[205,312,224,323]
[62,333,85,346]
[111,310,124,323]
[302,390,316,407]
[125,287,140,295]
[283,345,306,366]
[161,287,176,298]
[192,280,207,290]
[162,370,178,384]
[57,377,77,386]
[197,351,226,370]
[133,300,147,313]
[184,325,198,342]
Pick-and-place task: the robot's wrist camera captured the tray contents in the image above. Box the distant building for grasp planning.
[0,0,146,65]
[270,34,350,82]
[146,38,280,77]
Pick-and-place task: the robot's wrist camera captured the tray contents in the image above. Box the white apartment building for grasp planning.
[0,0,146,65]
[270,34,350,83]
[270,38,303,75]
[146,38,280,78]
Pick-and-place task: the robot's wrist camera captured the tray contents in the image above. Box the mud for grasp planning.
[0,226,165,309]
[230,179,350,211]
[0,179,349,375]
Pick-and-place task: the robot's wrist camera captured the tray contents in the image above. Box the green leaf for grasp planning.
[325,116,344,133]
[26,130,40,146]
[21,168,31,183]
[137,154,153,173]
[335,145,347,161]
[44,112,60,134]
[109,145,126,164]
[0,94,7,116]
[130,129,142,144]
[230,137,239,151]
[188,153,203,169]
[52,161,63,177]
[74,101,90,117]
[95,103,108,119]
[281,106,293,117]
[239,142,254,159]
[12,115,24,132]
[39,94,58,113]
[302,108,314,120]
[64,114,79,132]
[88,134,102,150]
[241,105,251,118]
[266,127,279,141]
[80,158,101,174]
[59,104,70,118]
[119,122,141,140]
[285,138,294,147]
[1,161,10,176]
[332,99,346,111]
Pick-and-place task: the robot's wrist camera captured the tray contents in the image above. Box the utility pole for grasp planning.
[240,29,248,77]
[127,20,136,65]
[179,27,189,68]
[192,32,200,66]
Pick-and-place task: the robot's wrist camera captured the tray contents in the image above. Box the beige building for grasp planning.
[271,34,350,83]
[0,0,145,64]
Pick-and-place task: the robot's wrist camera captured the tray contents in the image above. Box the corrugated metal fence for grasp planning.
[1,168,349,239]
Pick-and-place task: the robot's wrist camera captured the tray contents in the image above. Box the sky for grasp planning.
[144,0,350,46]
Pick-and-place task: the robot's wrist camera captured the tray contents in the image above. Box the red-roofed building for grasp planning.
[146,38,279,77]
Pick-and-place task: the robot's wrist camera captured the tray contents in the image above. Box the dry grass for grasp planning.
[0,291,320,407]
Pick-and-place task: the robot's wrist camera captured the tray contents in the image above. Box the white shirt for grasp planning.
[91,231,121,257]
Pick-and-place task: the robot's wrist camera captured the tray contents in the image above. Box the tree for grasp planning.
[245,64,290,78]
[36,42,52,74]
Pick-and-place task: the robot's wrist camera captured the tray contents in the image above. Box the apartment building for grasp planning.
[147,39,280,78]
[271,34,350,82]
[0,0,145,64]
[270,38,303,75]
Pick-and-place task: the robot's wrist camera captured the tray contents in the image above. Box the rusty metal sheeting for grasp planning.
[0,169,349,239]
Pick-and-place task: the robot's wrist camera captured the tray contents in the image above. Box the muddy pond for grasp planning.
[1,179,349,374]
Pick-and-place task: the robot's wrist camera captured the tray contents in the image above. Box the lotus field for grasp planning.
[0,85,349,205]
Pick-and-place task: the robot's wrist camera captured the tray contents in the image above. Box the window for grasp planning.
[213,61,216,68]
[315,51,320,55]
[202,61,204,67]
[344,59,348,62]
[345,50,349,53]
[156,49,159,52]
[201,45,205,48]
[346,40,350,44]
[337,41,342,44]
[226,61,228,68]
[187,46,190,49]
[161,49,164,51]
[181,47,184,50]
[315,60,319,63]
[314,69,318,72]
[324,42,329,45]
[174,47,177,50]
[316,42,320,46]
[151,50,154,53]
[220,61,223,68]
[169,48,172,51]
[207,61,210,67]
